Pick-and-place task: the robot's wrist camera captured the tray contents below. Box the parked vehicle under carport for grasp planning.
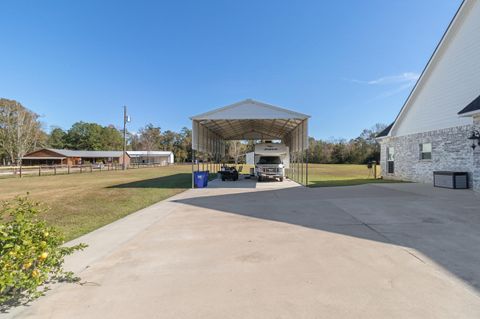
[218,166,239,181]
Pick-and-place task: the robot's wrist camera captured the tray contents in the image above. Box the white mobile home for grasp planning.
[127,151,174,165]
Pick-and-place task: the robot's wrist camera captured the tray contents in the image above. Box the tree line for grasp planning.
[225,123,386,165]
[1,98,385,166]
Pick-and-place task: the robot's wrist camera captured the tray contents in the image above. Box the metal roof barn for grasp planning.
[190,99,310,187]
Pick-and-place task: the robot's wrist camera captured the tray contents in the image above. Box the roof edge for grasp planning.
[190,98,310,120]
[388,0,468,136]
[458,109,480,117]
[458,94,480,116]
[375,122,394,139]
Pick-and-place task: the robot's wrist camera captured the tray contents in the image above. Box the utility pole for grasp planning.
[123,105,130,170]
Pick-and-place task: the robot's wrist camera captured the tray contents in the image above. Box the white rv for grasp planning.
[247,143,289,181]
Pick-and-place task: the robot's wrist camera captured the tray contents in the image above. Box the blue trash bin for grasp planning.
[194,171,209,188]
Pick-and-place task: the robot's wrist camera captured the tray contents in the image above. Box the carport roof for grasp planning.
[191,99,309,142]
[191,99,309,121]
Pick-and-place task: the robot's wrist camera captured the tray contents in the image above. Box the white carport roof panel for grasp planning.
[191,99,309,120]
[191,99,310,155]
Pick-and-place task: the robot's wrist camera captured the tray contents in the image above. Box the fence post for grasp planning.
[90,164,93,173]
[38,166,41,176]
[54,165,57,175]
[19,165,22,178]
[68,165,70,174]
[80,166,83,173]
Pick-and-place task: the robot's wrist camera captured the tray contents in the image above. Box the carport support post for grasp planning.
[301,153,304,185]
[191,149,195,188]
[306,148,309,186]
[291,153,295,182]
[296,153,298,183]
[300,152,303,185]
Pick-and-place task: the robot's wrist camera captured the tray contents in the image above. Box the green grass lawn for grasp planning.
[307,164,403,187]
[0,165,195,240]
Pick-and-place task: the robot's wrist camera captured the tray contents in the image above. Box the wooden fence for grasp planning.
[0,163,171,178]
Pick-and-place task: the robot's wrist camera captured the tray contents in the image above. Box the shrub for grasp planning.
[0,196,87,309]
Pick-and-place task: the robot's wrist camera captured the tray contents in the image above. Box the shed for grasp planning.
[127,151,174,165]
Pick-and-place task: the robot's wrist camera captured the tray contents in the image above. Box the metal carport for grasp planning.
[190,99,310,187]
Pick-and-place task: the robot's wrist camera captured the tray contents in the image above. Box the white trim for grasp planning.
[459,109,480,117]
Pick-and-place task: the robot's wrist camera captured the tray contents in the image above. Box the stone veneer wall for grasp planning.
[379,123,480,191]
[473,116,480,191]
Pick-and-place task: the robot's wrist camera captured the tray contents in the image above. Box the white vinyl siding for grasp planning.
[392,0,480,137]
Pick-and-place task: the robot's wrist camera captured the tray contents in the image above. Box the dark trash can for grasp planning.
[194,171,209,188]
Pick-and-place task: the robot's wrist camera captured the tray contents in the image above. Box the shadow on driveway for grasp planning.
[174,183,480,292]
[108,173,191,189]
[308,178,407,187]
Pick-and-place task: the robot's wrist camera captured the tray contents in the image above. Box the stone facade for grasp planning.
[473,116,480,191]
[379,122,480,191]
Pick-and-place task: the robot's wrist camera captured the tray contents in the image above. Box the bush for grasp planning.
[0,196,86,309]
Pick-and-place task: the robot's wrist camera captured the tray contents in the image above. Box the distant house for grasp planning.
[22,149,130,166]
[127,151,174,165]
[377,0,480,191]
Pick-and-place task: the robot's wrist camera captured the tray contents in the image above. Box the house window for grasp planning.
[387,147,394,174]
[387,147,395,161]
[420,143,432,160]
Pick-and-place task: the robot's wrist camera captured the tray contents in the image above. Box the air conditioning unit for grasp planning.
[433,171,468,189]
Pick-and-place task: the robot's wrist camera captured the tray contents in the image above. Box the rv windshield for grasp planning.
[258,156,281,165]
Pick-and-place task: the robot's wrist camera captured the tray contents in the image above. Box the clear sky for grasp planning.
[0,0,462,140]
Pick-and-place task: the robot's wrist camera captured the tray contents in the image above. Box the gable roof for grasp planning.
[458,94,480,116]
[190,99,310,120]
[191,99,310,153]
[24,148,128,158]
[385,0,472,137]
[375,122,394,138]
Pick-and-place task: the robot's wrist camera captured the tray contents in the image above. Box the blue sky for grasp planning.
[0,0,462,139]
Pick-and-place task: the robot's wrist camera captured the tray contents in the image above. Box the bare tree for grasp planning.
[227,140,246,165]
[137,124,162,163]
[0,99,42,165]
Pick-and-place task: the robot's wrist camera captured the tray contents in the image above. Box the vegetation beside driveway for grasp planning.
[0,165,194,240]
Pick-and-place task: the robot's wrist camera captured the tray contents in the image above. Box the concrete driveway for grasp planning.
[6,179,480,318]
